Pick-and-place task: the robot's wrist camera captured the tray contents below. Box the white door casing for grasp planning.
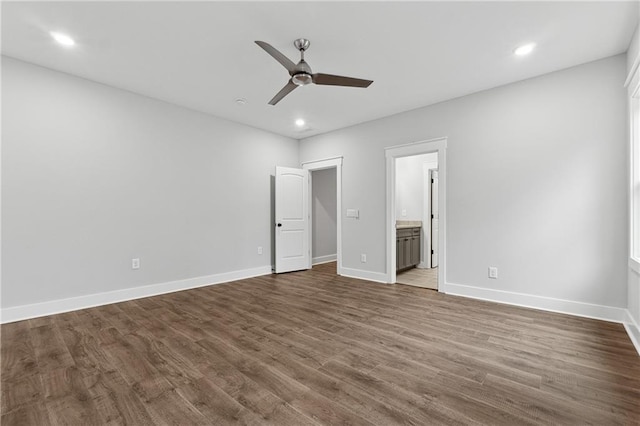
[275,166,310,273]
[431,169,439,268]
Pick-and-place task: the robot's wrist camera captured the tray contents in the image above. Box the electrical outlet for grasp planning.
[401,209,407,217]
[132,258,140,270]
[257,246,263,255]
[361,254,367,263]
[488,267,498,279]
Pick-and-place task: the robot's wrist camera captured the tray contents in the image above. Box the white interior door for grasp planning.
[275,166,310,273]
[431,169,439,268]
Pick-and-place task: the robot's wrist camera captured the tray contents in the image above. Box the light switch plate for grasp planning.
[488,267,498,279]
[346,209,359,218]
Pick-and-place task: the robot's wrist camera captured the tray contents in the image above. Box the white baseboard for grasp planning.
[623,311,640,356]
[5,267,638,356]
[445,282,628,323]
[0,265,273,324]
[341,267,388,284]
[312,254,337,265]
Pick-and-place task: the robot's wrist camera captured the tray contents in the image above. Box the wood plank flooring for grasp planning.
[2,262,639,425]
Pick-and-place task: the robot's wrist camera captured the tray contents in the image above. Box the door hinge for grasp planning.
[431,214,434,219]
[431,250,434,254]
[431,179,434,183]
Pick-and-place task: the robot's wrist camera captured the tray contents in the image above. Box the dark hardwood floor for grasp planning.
[2,262,639,425]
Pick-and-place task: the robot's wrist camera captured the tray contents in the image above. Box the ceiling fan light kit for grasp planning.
[292,73,312,86]
[255,38,373,105]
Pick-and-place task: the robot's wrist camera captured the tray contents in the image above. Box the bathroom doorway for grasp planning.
[394,153,439,289]
[385,138,447,290]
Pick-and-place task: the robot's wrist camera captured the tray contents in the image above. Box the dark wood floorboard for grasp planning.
[2,262,639,425]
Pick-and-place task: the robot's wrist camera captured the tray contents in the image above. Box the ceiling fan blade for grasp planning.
[269,80,297,105]
[312,73,373,88]
[255,41,296,73]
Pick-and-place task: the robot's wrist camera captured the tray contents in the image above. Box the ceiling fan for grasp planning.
[255,38,373,105]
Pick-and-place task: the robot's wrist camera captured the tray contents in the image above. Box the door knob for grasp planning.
[277,223,282,227]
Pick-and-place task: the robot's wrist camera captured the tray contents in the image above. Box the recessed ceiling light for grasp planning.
[295,119,305,127]
[50,32,75,47]
[514,43,536,56]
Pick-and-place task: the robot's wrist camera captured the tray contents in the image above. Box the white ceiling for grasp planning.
[2,1,638,139]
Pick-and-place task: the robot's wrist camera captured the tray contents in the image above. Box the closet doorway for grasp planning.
[303,157,343,275]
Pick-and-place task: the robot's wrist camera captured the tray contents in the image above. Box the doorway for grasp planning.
[311,168,337,266]
[303,157,343,275]
[393,153,439,289]
[385,138,447,290]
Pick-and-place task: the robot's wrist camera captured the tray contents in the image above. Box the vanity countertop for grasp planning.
[396,220,422,229]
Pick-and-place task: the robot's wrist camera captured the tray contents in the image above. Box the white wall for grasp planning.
[630,270,640,330]
[627,24,639,78]
[396,153,437,221]
[300,55,628,310]
[1,57,299,310]
[626,22,640,347]
[311,168,337,262]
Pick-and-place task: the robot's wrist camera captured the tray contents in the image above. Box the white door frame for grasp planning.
[385,138,447,290]
[302,156,343,276]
